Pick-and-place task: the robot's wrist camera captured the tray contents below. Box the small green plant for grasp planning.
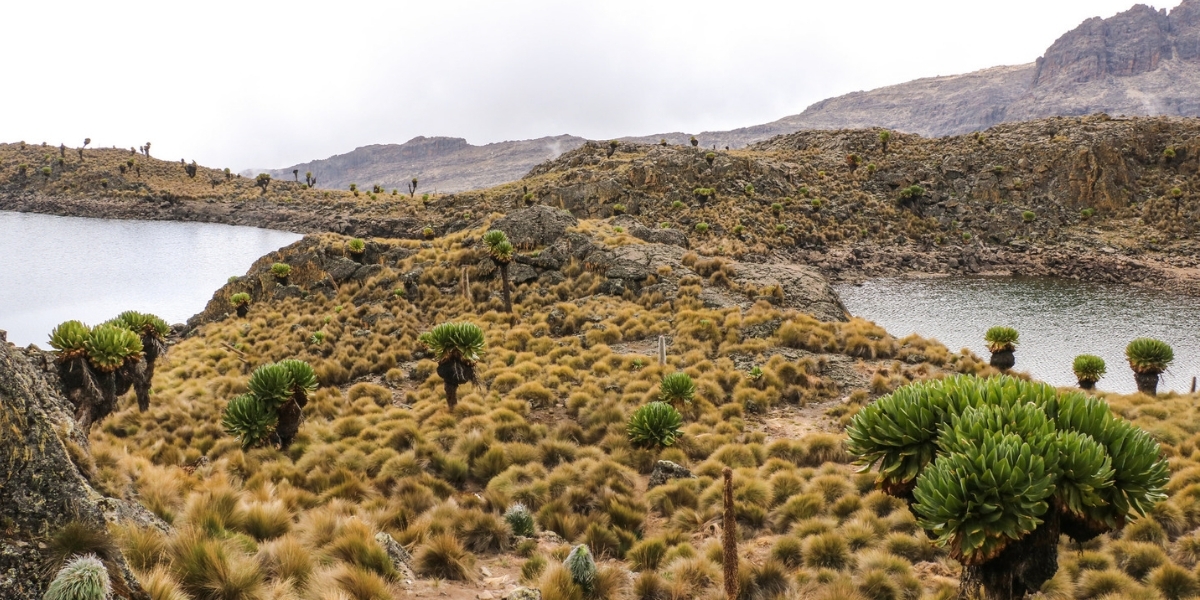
[84,324,143,373]
[42,166,52,177]
[733,224,744,235]
[348,238,365,254]
[504,503,536,537]
[43,554,110,600]
[309,331,325,345]
[879,130,891,152]
[1073,355,1106,389]
[866,163,877,173]
[423,226,435,239]
[962,232,972,242]
[1126,338,1174,395]
[612,203,626,214]
[230,292,251,307]
[775,224,787,234]
[50,320,91,360]
[227,275,239,284]
[660,222,671,229]
[222,393,276,449]
[744,184,755,197]
[899,185,924,201]
[984,326,1019,352]
[627,401,684,448]
[565,545,597,593]
[748,366,763,380]
[694,222,709,233]
[271,263,291,279]
[419,322,487,409]
[393,288,405,297]
[631,358,644,370]
[771,202,783,214]
[1081,208,1096,219]
[1022,211,1037,222]
[705,151,716,165]
[659,372,695,405]
[1164,147,1176,159]
[612,226,624,233]
[255,173,271,191]
[1171,187,1183,198]
[811,198,822,209]
[689,136,698,147]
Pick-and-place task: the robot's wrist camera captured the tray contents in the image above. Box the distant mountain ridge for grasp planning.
[263,0,1200,193]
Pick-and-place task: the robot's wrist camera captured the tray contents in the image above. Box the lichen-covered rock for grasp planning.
[649,460,696,488]
[375,531,414,580]
[0,338,147,599]
[504,587,542,600]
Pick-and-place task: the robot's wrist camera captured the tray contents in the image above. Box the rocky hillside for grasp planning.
[256,134,586,195]
[5,115,1200,296]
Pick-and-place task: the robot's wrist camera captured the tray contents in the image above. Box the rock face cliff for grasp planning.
[790,0,1200,137]
[0,335,148,599]
[262,1,1200,193]
[258,134,586,195]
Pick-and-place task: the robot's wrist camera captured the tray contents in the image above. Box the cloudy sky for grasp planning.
[0,0,1181,170]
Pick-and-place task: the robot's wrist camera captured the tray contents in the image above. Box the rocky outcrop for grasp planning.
[648,460,696,488]
[1034,4,1174,86]
[0,338,147,599]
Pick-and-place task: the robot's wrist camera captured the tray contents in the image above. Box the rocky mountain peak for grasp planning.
[1033,3,1177,87]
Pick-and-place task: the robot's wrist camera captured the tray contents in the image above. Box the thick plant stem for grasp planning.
[499,262,513,314]
[1135,371,1160,396]
[722,466,738,600]
[444,381,458,410]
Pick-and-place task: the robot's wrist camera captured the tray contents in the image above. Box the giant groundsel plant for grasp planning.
[847,374,1168,599]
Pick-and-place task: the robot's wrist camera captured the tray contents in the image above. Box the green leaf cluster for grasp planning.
[565,544,597,593]
[271,262,291,278]
[984,326,1019,352]
[419,322,486,365]
[627,402,684,448]
[347,238,366,253]
[1126,338,1174,374]
[504,503,536,537]
[223,360,318,449]
[847,375,1168,564]
[1073,354,1107,383]
[43,554,110,600]
[83,324,143,372]
[658,372,696,405]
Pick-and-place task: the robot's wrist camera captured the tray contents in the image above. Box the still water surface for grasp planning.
[837,276,1200,394]
[0,211,302,347]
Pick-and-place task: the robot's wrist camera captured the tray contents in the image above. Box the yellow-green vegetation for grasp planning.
[54,223,1192,600]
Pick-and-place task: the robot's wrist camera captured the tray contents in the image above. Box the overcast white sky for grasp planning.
[0,0,1182,170]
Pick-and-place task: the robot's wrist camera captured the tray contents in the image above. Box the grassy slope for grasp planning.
[55,220,1197,600]
[70,222,991,600]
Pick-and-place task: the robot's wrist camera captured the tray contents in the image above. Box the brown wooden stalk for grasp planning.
[722,466,738,600]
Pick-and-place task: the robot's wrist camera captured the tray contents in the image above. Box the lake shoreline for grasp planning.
[6,192,1200,298]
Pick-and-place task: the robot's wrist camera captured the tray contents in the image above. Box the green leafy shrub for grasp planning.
[1081,208,1096,218]
[565,544,597,593]
[247,363,293,408]
[347,238,365,253]
[50,320,91,359]
[1022,211,1037,222]
[84,324,143,372]
[43,554,110,600]
[847,374,1168,598]
[898,185,924,201]
[627,402,684,448]
[230,292,251,307]
[1073,355,1107,386]
[694,222,709,233]
[984,326,1019,353]
[505,503,536,537]
[419,322,487,409]
[222,394,276,449]
[613,203,626,214]
[270,263,291,278]
[114,311,170,339]
[659,372,696,405]
[1126,338,1173,375]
